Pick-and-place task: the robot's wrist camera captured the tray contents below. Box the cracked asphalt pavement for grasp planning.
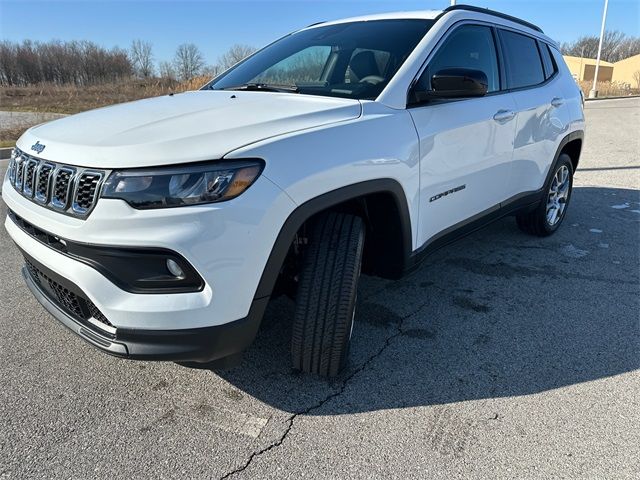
[1,98,638,479]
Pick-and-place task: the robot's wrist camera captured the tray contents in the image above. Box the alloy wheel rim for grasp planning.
[546,165,570,226]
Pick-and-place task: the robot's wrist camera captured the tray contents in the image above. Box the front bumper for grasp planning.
[21,250,268,362]
[3,165,296,360]
[3,172,296,331]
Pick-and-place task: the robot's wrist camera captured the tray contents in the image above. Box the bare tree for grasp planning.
[159,60,176,80]
[202,64,222,78]
[173,43,205,80]
[0,39,133,86]
[617,37,640,63]
[0,41,19,85]
[130,39,154,78]
[217,44,257,71]
[561,31,640,63]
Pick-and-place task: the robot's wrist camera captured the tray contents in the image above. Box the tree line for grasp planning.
[560,31,640,63]
[0,40,132,86]
[0,39,257,87]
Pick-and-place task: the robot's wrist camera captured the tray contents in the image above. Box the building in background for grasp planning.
[612,54,640,88]
[563,54,640,89]
[563,55,614,82]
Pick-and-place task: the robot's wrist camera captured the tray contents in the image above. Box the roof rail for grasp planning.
[443,4,544,33]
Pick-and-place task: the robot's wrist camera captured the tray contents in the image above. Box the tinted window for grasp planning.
[420,25,500,93]
[538,42,557,79]
[500,30,545,88]
[345,48,391,83]
[207,20,434,100]
[252,46,331,85]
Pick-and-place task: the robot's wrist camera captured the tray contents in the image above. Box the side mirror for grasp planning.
[431,68,488,98]
[412,68,489,103]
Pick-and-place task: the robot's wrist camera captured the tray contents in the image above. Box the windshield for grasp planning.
[205,19,434,100]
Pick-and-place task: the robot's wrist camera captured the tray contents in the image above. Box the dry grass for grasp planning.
[0,76,211,115]
[577,80,640,98]
[0,125,26,148]
[0,76,211,145]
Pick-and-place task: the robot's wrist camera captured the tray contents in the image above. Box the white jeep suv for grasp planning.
[4,5,585,376]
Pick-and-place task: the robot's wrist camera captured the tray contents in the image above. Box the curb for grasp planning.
[0,148,13,160]
[585,95,640,102]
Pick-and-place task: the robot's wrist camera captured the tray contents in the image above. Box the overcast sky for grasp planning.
[1,0,639,64]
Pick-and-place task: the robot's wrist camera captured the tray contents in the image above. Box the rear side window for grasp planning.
[421,24,500,93]
[500,30,545,89]
[538,42,557,79]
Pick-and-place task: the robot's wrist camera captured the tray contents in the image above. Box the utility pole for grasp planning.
[589,0,609,98]
[450,0,457,5]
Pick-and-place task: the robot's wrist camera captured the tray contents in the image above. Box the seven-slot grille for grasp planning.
[8,148,107,218]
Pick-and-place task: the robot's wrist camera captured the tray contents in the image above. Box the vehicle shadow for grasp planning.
[212,186,640,415]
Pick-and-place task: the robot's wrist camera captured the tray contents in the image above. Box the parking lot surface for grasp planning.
[0,98,638,479]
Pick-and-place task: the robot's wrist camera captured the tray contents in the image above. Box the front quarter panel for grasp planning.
[225,101,421,250]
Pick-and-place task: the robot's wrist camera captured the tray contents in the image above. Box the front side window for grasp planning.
[500,30,545,89]
[206,19,434,100]
[418,24,500,94]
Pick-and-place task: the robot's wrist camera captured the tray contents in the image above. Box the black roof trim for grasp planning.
[442,4,544,33]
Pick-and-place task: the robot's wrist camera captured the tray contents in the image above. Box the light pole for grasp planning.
[450,0,457,5]
[589,0,609,98]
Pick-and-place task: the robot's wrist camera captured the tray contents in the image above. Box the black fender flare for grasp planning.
[548,130,584,180]
[526,129,585,210]
[253,178,413,300]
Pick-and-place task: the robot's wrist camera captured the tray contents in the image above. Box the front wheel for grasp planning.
[516,153,574,236]
[291,212,365,377]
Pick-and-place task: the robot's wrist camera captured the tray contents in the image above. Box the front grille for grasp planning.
[51,167,75,209]
[23,159,38,196]
[8,148,107,219]
[73,172,103,214]
[14,157,25,190]
[35,163,54,203]
[25,258,114,331]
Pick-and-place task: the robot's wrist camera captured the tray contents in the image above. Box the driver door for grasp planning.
[408,23,517,248]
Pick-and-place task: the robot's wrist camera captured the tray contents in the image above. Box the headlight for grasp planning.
[102,160,263,209]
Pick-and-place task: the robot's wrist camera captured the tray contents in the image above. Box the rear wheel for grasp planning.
[291,212,365,377]
[516,153,574,236]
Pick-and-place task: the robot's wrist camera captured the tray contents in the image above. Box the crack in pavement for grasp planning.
[219,299,431,479]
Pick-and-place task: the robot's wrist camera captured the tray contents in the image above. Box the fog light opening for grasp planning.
[166,259,185,279]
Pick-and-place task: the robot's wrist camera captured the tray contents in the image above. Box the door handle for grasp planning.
[493,110,516,123]
[551,97,564,108]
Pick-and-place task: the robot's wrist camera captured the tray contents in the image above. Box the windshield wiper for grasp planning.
[217,82,300,93]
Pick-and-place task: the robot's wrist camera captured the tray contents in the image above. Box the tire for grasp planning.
[291,212,365,377]
[516,153,574,237]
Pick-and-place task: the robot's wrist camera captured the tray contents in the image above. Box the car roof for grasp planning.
[304,8,555,47]
[307,10,443,28]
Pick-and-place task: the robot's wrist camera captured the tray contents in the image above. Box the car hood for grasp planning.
[17,90,362,168]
